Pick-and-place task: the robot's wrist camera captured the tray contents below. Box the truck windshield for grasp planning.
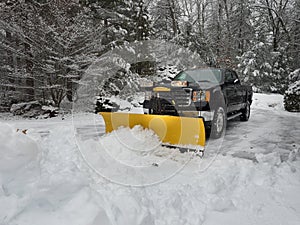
[173,69,222,83]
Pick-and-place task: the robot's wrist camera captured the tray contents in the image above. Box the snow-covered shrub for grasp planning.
[284,69,300,112]
[95,96,119,113]
[10,101,41,116]
[41,105,59,118]
[10,101,58,118]
[155,65,180,81]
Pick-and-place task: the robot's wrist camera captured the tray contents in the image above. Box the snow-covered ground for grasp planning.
[0,93,299,225]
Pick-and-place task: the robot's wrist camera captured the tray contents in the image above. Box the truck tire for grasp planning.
[240,101,250,121]
[210,106,227,139]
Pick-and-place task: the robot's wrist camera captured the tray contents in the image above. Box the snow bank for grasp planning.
[0,122,114,225]
[0,122,40,223]
[0,122,39,177]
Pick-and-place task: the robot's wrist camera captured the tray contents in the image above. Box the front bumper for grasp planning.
[199,110,214,122]
[143,109,215,122]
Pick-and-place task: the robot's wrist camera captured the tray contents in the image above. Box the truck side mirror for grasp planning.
[233,79,240,84]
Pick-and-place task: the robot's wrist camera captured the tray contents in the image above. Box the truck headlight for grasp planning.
[193,90,210,102]
[192,91,200,102]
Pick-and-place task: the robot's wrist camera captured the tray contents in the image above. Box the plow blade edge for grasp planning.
[100,112,205,147]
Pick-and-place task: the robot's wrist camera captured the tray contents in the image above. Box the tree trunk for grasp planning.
[167,0,179,37]
[24,42,35,101]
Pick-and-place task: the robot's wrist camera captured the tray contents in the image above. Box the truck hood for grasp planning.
[195,81,220,90]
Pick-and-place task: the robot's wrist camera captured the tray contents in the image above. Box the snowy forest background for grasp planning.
[0,0,299,114]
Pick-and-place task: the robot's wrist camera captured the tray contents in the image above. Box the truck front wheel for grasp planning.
[210,106,227,139]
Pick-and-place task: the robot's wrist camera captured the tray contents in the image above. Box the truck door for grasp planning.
[224,70,236,112]
[231,71,244,109]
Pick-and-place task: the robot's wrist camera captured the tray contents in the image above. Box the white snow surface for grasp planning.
[1,93,300,225]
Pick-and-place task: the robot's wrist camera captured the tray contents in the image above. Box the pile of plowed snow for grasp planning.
[0,123,40,194]
[76,123,195,186]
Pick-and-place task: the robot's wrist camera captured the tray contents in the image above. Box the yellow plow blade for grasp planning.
[99,112,205,147]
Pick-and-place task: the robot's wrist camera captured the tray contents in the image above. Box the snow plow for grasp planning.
[100,112,206,149]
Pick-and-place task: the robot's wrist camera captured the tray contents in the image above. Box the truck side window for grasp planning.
[225,71,233,83]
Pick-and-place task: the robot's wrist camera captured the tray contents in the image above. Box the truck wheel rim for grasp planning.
[216,109,224,133]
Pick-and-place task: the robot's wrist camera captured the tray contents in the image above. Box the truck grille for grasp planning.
[156,88,192,107]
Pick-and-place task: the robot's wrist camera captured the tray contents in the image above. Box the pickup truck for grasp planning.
[141,68,253,138]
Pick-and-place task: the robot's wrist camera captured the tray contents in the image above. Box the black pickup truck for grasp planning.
[141,68,253,138]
